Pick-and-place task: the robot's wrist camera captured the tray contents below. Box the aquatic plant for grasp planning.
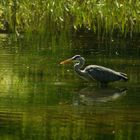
[0,0,140,37]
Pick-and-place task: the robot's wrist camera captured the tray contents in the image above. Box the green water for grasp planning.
[0,34,139,140]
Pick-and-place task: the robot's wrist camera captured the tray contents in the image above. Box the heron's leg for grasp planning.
[100,82,108,88]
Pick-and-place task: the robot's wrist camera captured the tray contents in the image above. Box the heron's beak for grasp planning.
[60,58,73,64]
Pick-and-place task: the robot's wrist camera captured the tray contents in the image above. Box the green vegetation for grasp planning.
[0,0,140,37]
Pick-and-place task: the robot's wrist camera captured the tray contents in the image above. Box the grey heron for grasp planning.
[60,55,128,86]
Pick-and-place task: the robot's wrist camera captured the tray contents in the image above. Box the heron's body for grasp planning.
[60,55,128,86]
[78,65,127,83]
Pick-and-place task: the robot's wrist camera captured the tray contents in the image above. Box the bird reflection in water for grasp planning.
[78,86,127,105]
[60,55,128,105]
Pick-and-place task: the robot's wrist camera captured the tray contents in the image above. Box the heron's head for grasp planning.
[60,55,83,64]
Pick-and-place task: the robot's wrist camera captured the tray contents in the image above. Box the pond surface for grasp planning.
[0,34,139,140]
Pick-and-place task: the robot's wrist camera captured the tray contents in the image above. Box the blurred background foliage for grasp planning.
[0,0,140,38]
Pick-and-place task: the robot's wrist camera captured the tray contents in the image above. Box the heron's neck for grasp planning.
[74,57,85,75]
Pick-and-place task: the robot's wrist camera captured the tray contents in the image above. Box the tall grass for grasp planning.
[0,0,140,37]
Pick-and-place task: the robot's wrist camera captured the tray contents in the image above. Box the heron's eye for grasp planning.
[72,55,81,60]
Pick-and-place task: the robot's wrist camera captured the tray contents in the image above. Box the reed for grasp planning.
[0,0,140,37]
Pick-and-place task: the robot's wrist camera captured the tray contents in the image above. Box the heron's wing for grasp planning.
[85,65,121,82]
